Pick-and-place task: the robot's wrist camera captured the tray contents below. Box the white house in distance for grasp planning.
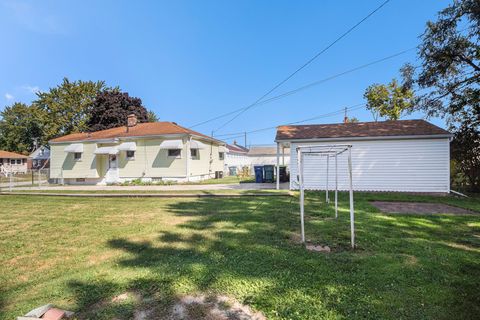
[0,150,28,174]
[224,141,250,173]
[275,119,452,193]
[49,114,227,184]
[247,146,290,175]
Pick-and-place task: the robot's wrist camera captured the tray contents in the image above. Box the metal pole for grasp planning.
[9,173,12,192]
[298,148,305,243]
[326,155,329,204]
[348,147,355,249]
[335,153,338,219]
[276,143,280,190]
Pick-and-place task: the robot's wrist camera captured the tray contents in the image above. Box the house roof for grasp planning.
[50,122,224,144]
[0,150,28,159]
[247,146,290,156]
[276,119,451,141]
[226,143,249,154]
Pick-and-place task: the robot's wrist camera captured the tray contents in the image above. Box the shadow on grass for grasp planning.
[67,192,480,319]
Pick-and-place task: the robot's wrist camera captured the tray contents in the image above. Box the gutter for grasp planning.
[275,134,453,143]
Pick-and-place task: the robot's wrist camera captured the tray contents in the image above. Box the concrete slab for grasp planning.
[371,201,477,215]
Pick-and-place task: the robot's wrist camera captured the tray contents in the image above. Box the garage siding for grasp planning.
[289,138,450,193]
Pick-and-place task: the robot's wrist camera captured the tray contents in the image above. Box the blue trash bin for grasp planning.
[254,166,264,183]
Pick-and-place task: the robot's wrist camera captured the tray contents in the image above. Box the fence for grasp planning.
[0,169,50,191]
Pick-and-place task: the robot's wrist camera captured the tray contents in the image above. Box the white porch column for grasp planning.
[185,137,191,181]
[276,142,280,190]
[348,146,355,249]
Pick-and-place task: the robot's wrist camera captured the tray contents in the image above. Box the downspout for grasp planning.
[186,135,191,181]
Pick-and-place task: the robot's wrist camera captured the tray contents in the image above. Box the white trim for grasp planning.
[64,143,84,153]
[118,141,137,151]
[190,140,207,149]
[159,140,183,149]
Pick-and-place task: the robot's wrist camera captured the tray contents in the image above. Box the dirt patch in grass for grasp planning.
[371,201,478,215]
[76,292,265,320]
[170,295,265,320]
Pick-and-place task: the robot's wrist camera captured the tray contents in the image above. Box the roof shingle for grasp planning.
[50,122,221,143]
[276,120,451,141]
[0,150,28,159]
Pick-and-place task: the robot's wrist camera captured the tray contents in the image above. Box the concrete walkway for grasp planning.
[9,182,290,192]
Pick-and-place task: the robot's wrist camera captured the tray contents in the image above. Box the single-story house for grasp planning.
[0,150,28,174]
[275,119,452,193]
[29,145,50,169]
[224,141,250,173]
[247,145,290,174]
[49,114,227,185]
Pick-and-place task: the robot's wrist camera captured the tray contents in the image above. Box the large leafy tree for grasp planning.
[33,78,108,142]
[87,90,149,131]
[413,0,480,191]
[0,102,44,154]
[364,69,415,121]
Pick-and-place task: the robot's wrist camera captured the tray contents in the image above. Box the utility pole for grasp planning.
[244,132,247,148]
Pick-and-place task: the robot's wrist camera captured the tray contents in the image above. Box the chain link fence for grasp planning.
[0,169,50,191]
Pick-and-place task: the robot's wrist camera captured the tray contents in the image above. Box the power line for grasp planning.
[189,46,412,129]
[215,103,366,140]
[212,0,392,133]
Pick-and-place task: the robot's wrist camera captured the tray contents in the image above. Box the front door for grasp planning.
[105,155,119,183]
[109,155,118,169]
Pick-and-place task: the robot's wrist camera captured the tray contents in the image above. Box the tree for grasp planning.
[412,0,480,191]
[87,90,148,131]
[147,110,159,122]
[0,102,44,154]
[364,75,415,121]
[33,78,108,143]
[451,124,480,191]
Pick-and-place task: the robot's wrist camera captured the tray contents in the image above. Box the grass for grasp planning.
[0,192,479,319]
[3,189,289,195]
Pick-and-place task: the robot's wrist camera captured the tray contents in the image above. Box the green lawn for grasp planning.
[1,192,479,319]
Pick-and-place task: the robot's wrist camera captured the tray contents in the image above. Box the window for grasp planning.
[190,149,198,158]
[74,152,82,160]
[219,152,225,160]
[16,159,22,164]
[126,150,135,159]
[10,159,15,165]
[168,149,181,158]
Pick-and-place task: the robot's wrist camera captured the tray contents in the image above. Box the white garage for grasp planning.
[275,119,452,193]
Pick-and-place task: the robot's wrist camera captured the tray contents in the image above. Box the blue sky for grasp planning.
[0,0,449,145]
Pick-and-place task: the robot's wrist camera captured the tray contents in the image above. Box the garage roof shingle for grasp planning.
[276,120,451,141]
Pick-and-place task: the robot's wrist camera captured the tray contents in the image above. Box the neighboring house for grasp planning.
[0,150,28,174]
[247,145,290,173]
[275,119,452,193]
[49,114,226,185]
[29,145,50,169]
[224,141,250,173]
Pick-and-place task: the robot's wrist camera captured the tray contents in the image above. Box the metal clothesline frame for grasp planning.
[296,144,355,249]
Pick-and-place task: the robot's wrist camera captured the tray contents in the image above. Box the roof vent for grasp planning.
[172,122,177,125]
